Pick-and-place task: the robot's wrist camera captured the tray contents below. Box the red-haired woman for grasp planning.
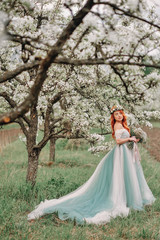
[28,106,155,225]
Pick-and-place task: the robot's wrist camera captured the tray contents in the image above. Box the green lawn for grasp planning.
[151,121,160,129]
[2,123,20,130]
[0,135,160,240]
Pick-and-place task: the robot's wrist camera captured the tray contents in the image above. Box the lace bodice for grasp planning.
[115,129,130,139]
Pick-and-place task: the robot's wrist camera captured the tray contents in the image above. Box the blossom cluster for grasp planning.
[0,0,160,155]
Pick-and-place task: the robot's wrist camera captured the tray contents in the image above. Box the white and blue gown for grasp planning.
[28,129,155,225]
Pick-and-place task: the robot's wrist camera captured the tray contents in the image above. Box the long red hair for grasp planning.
[110,109,130,138]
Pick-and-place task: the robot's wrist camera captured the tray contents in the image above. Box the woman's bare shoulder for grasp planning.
[114,123,124,131]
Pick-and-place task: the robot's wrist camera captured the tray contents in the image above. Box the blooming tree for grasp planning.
[0,0,160,185]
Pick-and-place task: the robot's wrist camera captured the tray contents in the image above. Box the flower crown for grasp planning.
[110,105,123,114]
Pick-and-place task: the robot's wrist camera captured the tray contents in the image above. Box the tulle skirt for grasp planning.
[28,144,155,225]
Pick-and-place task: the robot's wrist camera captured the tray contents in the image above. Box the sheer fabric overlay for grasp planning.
[28,129,155,225]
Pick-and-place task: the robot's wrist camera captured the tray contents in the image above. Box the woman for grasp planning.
[28,106,155,225]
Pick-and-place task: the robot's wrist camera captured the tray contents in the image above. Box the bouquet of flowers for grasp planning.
[127,127,147,150]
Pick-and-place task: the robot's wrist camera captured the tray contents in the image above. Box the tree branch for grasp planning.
[53,57,160,69]
[111,66,130,94]
[0,0,95,125]
[34,128,68,150]
[44,92,63,135]
[0,92,30,127]
[14,119,28,137]
[0,60,40,83]
[95,2,160,30]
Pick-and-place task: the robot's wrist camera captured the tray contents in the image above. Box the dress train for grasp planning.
[28,129,155,225]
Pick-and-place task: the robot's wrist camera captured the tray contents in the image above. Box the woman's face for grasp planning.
[113,111,123,122]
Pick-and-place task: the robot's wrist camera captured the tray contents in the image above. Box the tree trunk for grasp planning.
[49,137,56,162]
[26,148,40,186]
[26,102,39,186]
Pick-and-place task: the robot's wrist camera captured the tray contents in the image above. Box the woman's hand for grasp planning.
[129,136,140,143]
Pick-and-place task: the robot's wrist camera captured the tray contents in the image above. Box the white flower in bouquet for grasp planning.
[133,128,147,143]
[127,128,147,150]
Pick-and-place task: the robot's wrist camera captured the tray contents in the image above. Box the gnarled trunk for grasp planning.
[26,148,40,186]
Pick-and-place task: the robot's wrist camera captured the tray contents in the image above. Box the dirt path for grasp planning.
[143,126,160,162]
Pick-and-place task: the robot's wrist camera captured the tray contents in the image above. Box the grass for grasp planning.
[0,133,160,239]
[151,121,160,129]
[1,123,20,130]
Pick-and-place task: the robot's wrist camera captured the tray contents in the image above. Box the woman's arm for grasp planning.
[116,138,130,145]
[116,136,139,145]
